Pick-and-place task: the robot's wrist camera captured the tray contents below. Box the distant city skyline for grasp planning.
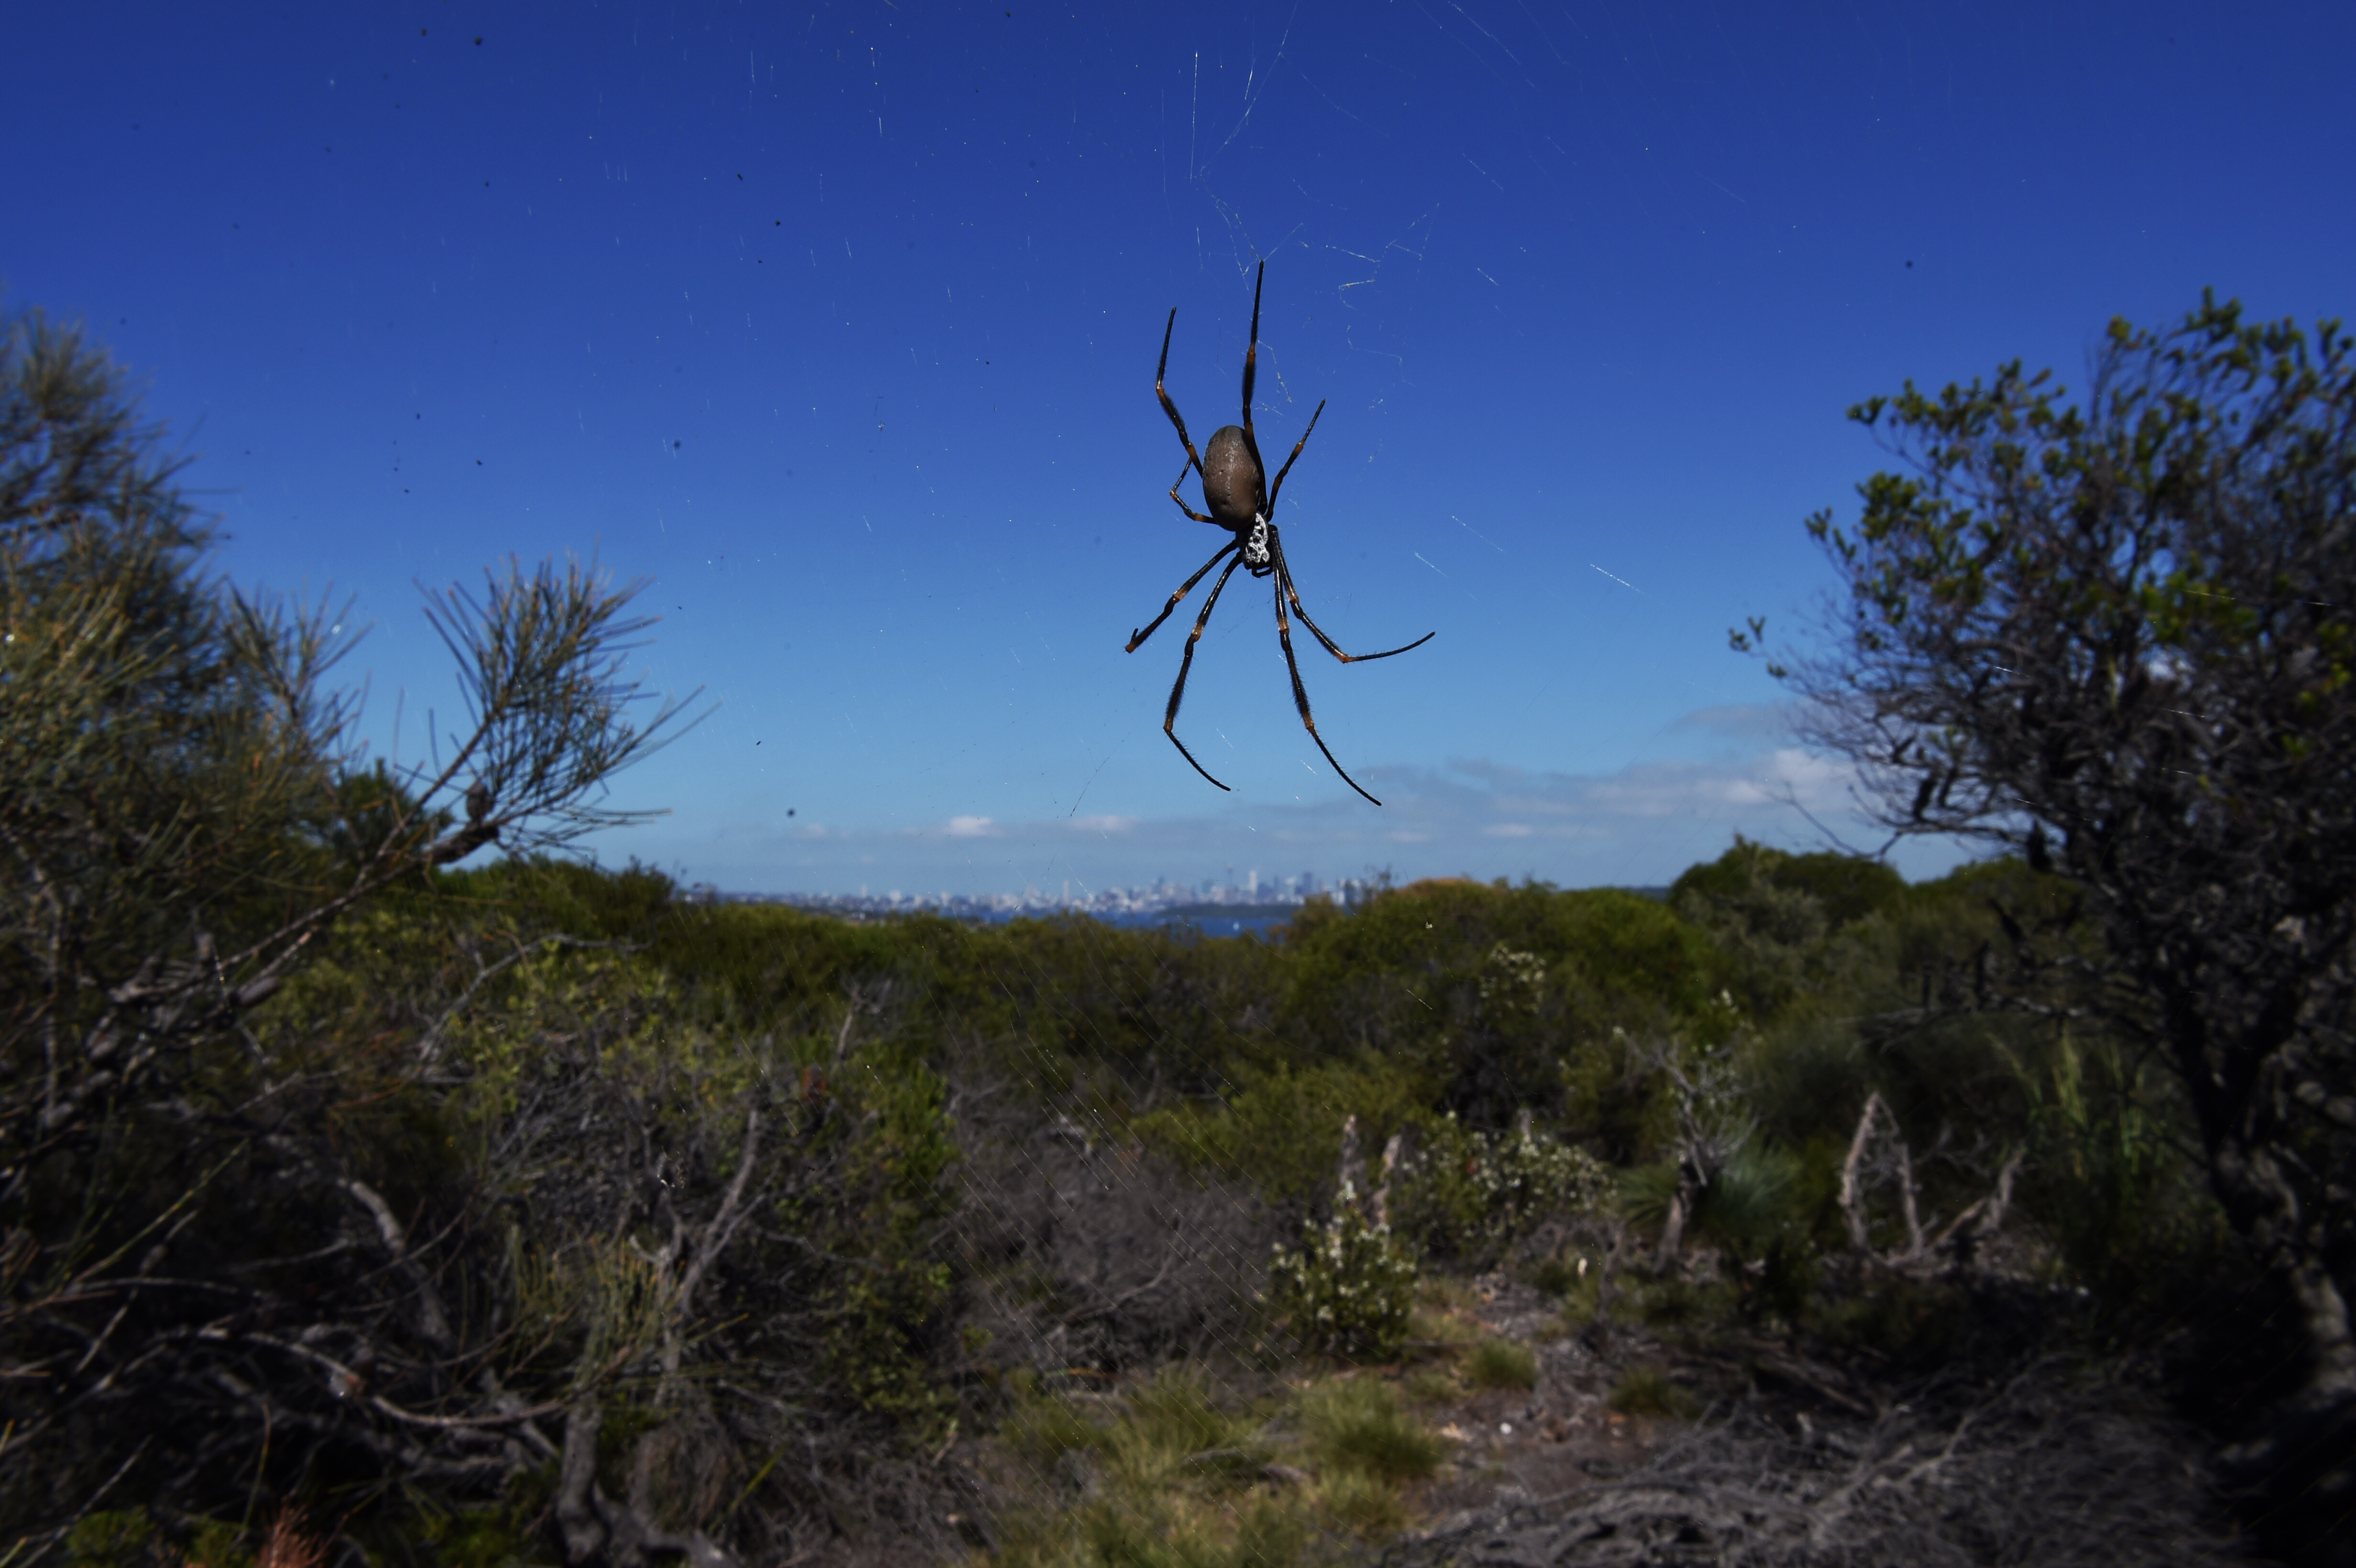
[714,867,1348,914]
[706,867,1692,938]
[702,864,1698,923]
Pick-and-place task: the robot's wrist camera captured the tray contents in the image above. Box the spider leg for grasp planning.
[1127,539,1240,652]
[1240,260,1264,438]
[1156,308,1212,480]
[1271,558,1383,806]
[1162,551,1250,792]
[1264,398,1325,510]
[1167,459,1218,525]
[1269,527,1437,664]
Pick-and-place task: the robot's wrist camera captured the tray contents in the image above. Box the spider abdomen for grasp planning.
[1199,426,1268,526]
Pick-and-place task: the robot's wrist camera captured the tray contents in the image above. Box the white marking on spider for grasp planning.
[1244,518,1271,567]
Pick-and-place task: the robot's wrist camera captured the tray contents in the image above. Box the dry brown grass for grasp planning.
[253,1507,328,1568]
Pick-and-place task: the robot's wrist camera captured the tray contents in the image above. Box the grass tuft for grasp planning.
[1004,1394,1105,1467]
[1314,1468,1411,1539]
[1298,1378,1444,1484]
[989,1373,1394,1568]
[1462,1338,1538,1391]
[1120,1365,1246,1469]
[997,1493,1307,1568]
[1607,1365,1699,1418]
[1406,1303,1480,1348]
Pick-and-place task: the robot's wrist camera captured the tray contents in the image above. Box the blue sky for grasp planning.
[9,1,2351,898]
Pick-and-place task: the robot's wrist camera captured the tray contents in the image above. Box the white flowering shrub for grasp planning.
[1478,942,1548,1009]
[1470,1118,1614,1237]
[1268,1181,1419,1360]
[1402,1114,1614,1254]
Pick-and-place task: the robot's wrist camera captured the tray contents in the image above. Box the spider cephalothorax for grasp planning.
[1242,518,1271,569]
[1126,261,1432,805]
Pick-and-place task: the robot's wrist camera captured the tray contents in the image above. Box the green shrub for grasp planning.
[1620,1141,1804,1289]
[406,1489,555,1568]
[1747,1232,1817,1323]
[1810,1274,1973,1371]
[1134,1056,1437,1203]
[2011,1028,2227,1322]
[1298,1379,1443,1484]
[1698,1146,1797,1255]
[1268,1193,1419,1360]
[1528,1253,1579,1296]
[1637,1276,1732,1327]
[1607,1366,1699,1418]
[1617,1160,1681,1233]
[66,1510,160,1568]
[1274,880,1730,1137]
[1463,1338,1538,1391]
[185,1519,255,1568]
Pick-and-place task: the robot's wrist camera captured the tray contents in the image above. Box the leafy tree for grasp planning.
[1668,837,1904,1017]
[0,307,702,1548]
[1741,293,2356,1495]
[2,307,696,1160]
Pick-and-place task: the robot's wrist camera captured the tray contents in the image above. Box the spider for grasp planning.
[1127,261,1433,806]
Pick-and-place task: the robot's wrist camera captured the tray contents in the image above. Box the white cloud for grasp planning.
[944,815,998,838]
[1068,814,1138,834]
[1669,703,1799,744]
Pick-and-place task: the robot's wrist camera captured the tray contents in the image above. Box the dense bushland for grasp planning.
[8,824,2264,1565]
[3,297,2315,1568]
[240,870,2306,1515]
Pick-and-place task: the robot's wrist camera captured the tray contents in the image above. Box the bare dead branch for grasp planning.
[1383,1359,2254,1568]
